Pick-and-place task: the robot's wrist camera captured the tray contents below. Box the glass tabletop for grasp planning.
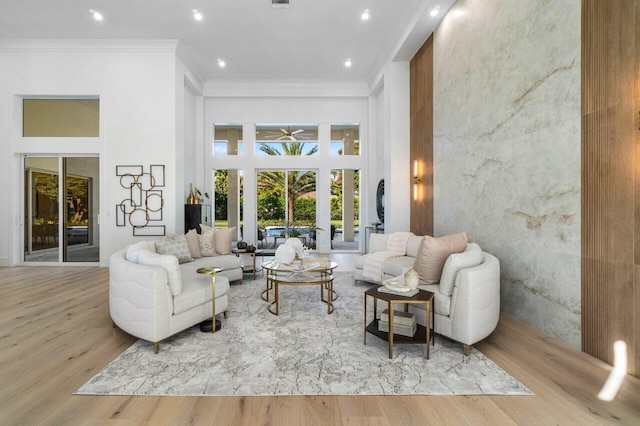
[261,258,337,273]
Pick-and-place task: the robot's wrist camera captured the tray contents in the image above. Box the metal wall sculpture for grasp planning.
[116,165,165,236]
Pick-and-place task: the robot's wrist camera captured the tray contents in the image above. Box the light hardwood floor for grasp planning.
[1,263,639,425]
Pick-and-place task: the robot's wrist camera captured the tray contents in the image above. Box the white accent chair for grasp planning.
[355,233,500,355]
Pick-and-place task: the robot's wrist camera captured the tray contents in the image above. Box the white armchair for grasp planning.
[355,233,500,355]
[409,251,500,355]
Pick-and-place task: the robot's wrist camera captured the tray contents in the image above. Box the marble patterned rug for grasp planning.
[76,272,532,396]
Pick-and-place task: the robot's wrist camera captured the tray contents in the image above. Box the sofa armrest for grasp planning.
[109,250,173,343]
[450,252,500,345]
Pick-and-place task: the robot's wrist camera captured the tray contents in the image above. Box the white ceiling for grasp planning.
[0,0,449,82]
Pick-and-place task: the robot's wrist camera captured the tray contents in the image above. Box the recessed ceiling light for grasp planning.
[430,6,440,17]
[218,58,226,68]
[361,9,370,21]
[89,9,103,21]
[192,9,203,21]
[344,59,352,68]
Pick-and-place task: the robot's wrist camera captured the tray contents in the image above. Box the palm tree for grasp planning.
[257,142,317,224]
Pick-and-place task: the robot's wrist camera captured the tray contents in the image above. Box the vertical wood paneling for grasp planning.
[410,35,434,236]
[582,0,639,377]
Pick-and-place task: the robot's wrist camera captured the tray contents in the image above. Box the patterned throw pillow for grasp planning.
[198,230,216,256]
[185,228,202,259]
[199,224,235,255]
[155,235,193,264]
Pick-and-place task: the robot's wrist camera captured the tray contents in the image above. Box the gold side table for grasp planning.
[364,285,434,359]
[232,249,264,280]
[197,266,223,333]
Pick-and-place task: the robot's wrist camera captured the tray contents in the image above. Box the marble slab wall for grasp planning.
[433,0,581,347]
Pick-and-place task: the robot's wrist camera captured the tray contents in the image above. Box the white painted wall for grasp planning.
[205,94,369,252]
[0,41,188,266]
[382,61,411,232]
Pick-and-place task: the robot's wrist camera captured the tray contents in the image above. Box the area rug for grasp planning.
[76,272,532,396]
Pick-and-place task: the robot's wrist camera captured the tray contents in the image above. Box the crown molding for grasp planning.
[203,79,370,98]
[0,39,180,53]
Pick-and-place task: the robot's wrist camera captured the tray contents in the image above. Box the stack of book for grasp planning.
[378,309,417,337]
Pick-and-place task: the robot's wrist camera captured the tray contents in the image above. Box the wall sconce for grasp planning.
[413,160,422,201]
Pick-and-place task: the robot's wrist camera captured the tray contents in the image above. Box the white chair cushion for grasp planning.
[382,256,416,277]
[439,247,484,296]
[136,249,183,296]
[173,274,230,315]
[179,256,242,278]
[417,284,451,316]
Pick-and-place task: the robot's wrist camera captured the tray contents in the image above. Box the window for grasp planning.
[23,98,99,137]
[331,124,360,156]
[214,169,243,240]
[213,124,244,156]
[255,124,318,156]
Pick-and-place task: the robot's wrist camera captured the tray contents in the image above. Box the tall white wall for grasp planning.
[433,0,581,347]
[0,41,185,266]
[382,61,411,232]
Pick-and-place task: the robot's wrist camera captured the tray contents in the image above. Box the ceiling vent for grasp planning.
[272,0,290,8]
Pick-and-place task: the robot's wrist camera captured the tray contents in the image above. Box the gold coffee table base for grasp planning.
[267,275,336,316]
[262,259,338,316]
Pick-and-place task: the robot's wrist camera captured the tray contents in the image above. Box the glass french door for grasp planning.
[330,169,360,250]
[24,156,99,263]
[256,169,317,248]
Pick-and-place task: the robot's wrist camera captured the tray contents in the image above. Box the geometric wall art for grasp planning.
[116,164,165,236]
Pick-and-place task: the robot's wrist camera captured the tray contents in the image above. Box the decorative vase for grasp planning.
[193,187,201,205]
[275,245,296,264]
[285,237,304,257]
[404,268,419,290]
[187,184,196,204]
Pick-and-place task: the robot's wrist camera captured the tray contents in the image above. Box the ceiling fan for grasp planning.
[263,127,309,141]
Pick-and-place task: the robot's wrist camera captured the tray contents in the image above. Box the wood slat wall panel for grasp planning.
[582,0,639,377]
[410,34,434,237]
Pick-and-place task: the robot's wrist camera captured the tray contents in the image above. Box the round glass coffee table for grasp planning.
[261,258,338,316]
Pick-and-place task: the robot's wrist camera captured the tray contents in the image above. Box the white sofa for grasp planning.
[355,233,500,355]
[109,242,243,354]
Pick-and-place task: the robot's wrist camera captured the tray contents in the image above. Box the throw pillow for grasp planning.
[155,235,193,264]
[198,230,216,256]
[439,248,484,296]
[214,226,236,255]
[413,232,468,285]
[136,249,183,296]
[185,228,202,259]
[125,240,157,263]
[199,223,214,234]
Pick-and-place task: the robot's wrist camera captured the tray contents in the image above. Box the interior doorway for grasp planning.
[24,156,100,263]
